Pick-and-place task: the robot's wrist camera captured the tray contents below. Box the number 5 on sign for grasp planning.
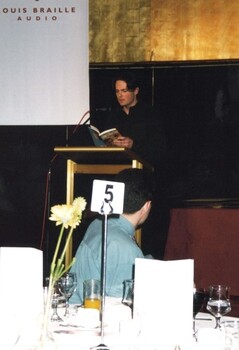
[91,179,125,215]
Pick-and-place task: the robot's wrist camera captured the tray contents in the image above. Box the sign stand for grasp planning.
[90,179,125,350]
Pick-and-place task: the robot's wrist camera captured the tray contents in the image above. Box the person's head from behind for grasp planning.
[115,168,153,226]
[113,72,139,109]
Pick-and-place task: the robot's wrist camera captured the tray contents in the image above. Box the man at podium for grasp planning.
[104,71,166,166]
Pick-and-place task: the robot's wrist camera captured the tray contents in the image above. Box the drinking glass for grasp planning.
[51,288,63,322]
[57,272,77,317]
[206,285,231,329]
[45,277,62,321]
[122,279,134,316]
[83,279,101,310]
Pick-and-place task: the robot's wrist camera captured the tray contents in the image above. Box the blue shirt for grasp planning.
[69,215,144,304]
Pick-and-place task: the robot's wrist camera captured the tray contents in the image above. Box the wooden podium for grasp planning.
[54,146,154,266]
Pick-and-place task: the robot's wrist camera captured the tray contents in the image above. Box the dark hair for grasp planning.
[112,72,139,91]
[115,168,153,214]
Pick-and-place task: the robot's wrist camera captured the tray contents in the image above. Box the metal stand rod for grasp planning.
[91,211,110,350]
[100,213,108,346]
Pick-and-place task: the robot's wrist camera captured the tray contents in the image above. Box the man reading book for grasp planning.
[104,71,166,166]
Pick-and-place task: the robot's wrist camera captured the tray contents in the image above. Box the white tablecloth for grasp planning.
[11,299,239,350]
[53,312,239,350]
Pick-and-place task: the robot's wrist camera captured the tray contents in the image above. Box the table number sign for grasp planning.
[91,179,125,215]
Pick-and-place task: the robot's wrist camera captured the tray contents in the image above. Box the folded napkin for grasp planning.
[65,308,100,329]
[61,297,131,332]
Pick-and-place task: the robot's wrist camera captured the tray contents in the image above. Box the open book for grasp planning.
[89,125,121,146]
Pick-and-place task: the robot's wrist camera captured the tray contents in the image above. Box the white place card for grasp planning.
[133,258,194,350]
[0,247,43,349]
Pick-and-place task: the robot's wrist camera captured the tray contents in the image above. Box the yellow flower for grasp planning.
[49,196,87,229]
[73,196,87,213]
[48,196,87,281]
[49,204,74,228]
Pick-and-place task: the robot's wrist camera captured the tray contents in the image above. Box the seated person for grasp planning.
[69,168,153,304]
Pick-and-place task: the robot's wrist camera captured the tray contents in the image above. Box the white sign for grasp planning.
[134,258,194,350]
[0,247,43,350]
[0,0,89,125]
[91,179,125,215]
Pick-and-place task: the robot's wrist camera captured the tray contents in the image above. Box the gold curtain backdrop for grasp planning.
[89,0,239,62]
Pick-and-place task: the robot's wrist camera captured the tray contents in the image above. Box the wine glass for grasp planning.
[206,285,231,329]
[45,277,63,321]
[57,272,77,317]
[51,286,63,322]
[122,279,134,316]
[193,288,205,337]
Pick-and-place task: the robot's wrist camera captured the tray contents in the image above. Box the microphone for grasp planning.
[72,110,90,135]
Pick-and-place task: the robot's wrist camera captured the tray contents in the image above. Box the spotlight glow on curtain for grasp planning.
[0,0,89,125]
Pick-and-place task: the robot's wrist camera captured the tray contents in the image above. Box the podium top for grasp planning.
[54,146,154,171]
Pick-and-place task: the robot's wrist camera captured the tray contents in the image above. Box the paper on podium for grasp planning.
[133,258,194,349]
[0,247,43,348]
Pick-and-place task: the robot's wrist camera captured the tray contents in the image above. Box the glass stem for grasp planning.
[64,299,69,317]
[215,316,221,329]
[193,317,198,341]
[193,317,196,333]
[51,301,59,321]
